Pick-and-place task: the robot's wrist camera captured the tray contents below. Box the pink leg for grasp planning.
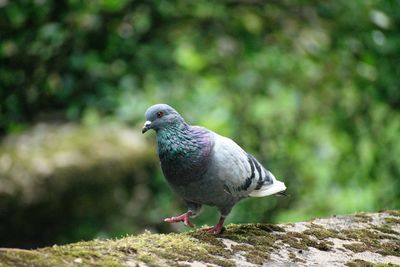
[164,210,195,227]
[203,216,225,234]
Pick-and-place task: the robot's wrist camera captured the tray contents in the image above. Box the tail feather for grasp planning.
[249,180,286,197]
[246,155,287,197]
[249,169,286,197]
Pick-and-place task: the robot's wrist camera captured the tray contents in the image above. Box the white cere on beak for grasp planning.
[144,121,151,127]
[142,120,152,134]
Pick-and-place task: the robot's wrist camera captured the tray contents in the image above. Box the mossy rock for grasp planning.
[0,211,399,266]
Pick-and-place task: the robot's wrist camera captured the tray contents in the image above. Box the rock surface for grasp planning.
[0,211,399,266]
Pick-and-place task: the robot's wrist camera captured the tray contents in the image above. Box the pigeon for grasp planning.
[142,104,286,234]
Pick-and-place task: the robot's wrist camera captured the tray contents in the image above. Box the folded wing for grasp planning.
[211,133,286,198]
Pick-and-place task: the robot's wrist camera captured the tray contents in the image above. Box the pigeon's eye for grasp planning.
[156,111,164,118]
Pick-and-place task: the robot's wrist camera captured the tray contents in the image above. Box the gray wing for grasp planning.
[210,133,285,198]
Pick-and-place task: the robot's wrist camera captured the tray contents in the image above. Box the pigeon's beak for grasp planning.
[142,121,152,134]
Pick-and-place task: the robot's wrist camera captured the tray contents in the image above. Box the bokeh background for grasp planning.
[1,0,399,249]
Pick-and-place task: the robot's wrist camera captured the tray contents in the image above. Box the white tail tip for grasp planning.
[249,180,287,197]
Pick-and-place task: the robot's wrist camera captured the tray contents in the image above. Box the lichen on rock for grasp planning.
[0,211,399,266]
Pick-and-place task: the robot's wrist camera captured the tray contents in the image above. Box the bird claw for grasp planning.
[202,216,225,234]
[164,212,195,228]
[202,225,224,234]
[184,219,195,228]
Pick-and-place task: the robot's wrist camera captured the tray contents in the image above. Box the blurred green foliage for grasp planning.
[1,0,399,247]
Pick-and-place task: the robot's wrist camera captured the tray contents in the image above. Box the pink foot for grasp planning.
[202,216,225,234]
[164,211,195,227]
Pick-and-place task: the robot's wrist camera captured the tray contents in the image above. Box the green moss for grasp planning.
[346,260,400,267]
[354,213,373,223]
[280,231,333,251]
[384,217,400,224]
[189,231,227,254]
[345,259,374,267]
[288,251,306,263]
[279,224,337,252]
[340,229,398,242]
[304,225,339,240]
[341,229,400,257]
[372,225,399,235]
[188,223,283,265]
[221,224,277,247]
[0,248,66,267]
[375,242,400,257]
[138,232,236,267]
[241,250,265,265]
[0,230,238,267]
[386,210,400,217]
[218,224,281,264]
[279,232,308,250]
[374,263,400,267]
[255,224,285,233]
[344,242,369,253]
[231,244,255,263]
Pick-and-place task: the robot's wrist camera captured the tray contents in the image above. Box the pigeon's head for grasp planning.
[142,104,185,133]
